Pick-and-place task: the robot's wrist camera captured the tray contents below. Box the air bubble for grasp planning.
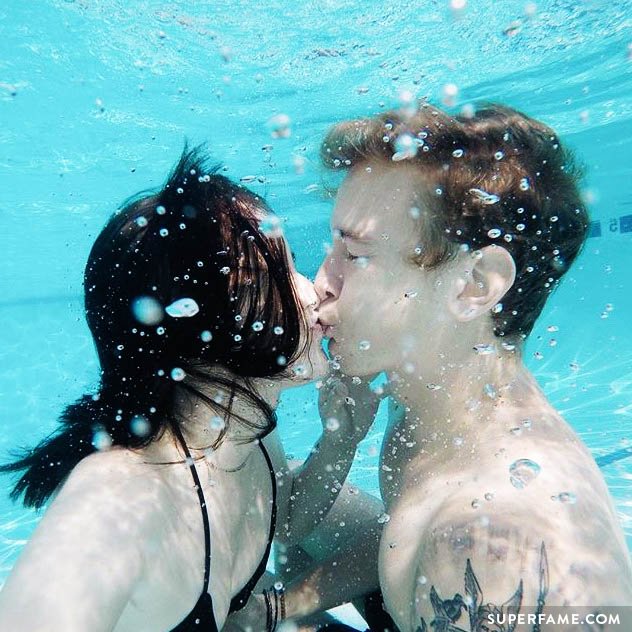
[165,298,200,318]
[377,513,391,524]
[509,459,541,489]
[201,330,213,342]
[519,178,530,191]
[326,417,340,431]
[130,415,150,437]
[220,266,230,275]
[252,321,264,332]
[159,228,169,237]
[171,367,186,381]
[210,416,225,431]
[132,296,164,325]
[359,340,371,351]
[452,149,464,158]
[92,426,113,451]
[274,326,284,335]
[494,151,504,160]
[136,216,148,227]
[156,205,166,215]
[470,188,500,205]
[487,228,502,239]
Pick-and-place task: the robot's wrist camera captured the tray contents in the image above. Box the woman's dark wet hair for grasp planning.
[1,145,305,509]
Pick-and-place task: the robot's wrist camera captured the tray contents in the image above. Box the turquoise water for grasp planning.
[1,0,631,583]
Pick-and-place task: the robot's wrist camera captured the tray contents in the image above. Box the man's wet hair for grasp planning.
[321,103,589,341]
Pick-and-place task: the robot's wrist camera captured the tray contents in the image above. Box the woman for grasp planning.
[0,146,372,631]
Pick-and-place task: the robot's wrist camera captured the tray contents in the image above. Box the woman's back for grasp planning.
[0,424,279,632]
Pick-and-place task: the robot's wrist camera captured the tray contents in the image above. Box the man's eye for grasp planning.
[345,251,360,261]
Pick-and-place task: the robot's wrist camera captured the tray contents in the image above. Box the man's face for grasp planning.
[315,161,448,377]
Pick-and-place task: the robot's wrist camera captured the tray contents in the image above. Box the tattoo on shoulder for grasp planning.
[416,542,549,632]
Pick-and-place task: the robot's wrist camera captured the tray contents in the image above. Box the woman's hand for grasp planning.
[318,373,389,445]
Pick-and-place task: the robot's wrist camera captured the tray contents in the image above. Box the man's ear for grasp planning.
[448,245,516,322]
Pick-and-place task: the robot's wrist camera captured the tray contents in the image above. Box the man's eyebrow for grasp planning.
[334,228,375,244]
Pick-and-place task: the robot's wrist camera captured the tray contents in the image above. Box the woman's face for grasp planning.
[285,243,330,384]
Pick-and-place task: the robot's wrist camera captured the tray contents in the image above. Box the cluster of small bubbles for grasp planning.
[519,178,530,191]
[452,149,464,158]
[156,326,165,335]
[359,340,371,351]
[277,355,287,366]
[156,205,166,215]
[494,151,504,161]
[135,216,148,227]
[326,417,340,431]
[199,174,211,183]
[484,383,497,399]
[484,492,494,501]
[210,416,225,431]
[377,513,391,524]
[473,343,495,355]
[471,498,481,509]
[200,330,213,343]
[470,188,500,205]
[166,298,200,318]
[487,228,502,239]
[509,458,541,489]
[220,266,230,275]
[130,415,151,438]
[492,303,503,314]
[409,206,420,219]
[516,223,526,232]
[159,228,169,237]
[171,367,186,381]
[92,426,113,451]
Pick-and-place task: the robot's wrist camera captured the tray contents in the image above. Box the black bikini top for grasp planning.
[169,424,277,631]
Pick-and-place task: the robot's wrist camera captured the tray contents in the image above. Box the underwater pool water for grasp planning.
[1,0,631,585]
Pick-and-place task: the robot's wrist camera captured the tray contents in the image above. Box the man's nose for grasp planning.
[314,256,341,305]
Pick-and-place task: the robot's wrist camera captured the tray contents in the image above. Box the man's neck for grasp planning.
[387,346,547,460]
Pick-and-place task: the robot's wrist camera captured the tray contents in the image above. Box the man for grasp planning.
[308,102,632,630]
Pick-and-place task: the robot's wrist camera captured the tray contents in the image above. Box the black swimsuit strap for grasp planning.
[228,438,278,612]
[171,423,212,594]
